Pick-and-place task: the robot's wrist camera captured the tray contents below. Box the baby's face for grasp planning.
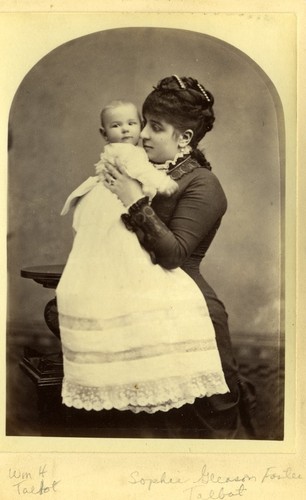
[102,104,141,146]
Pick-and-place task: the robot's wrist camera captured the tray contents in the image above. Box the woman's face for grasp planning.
[140,114,182,164]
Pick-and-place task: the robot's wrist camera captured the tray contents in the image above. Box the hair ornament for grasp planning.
[197,82,211,103]
[173,75,186,89]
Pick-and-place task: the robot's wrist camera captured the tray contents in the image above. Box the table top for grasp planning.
[21,265,65,288]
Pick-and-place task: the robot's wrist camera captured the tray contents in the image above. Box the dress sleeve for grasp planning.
[123,170,227,269]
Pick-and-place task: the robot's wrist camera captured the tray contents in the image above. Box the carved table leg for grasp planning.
[44,297,61,339]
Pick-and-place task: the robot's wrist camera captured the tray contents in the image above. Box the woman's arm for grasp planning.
[125,170,227,269]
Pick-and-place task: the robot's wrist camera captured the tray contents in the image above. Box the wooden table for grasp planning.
[20,265,66,434]
[21,264,64,288]
[21,265,65,338]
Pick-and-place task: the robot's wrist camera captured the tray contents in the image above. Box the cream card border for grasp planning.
[0,1,305,499]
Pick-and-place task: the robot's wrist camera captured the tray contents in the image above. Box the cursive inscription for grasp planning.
[129,470,188,491]
[184,483,248,500]
[261,466,303,483]
[182,464,256,500]
[194,465,256,486]
[8,464,60,496]
[128,463,303,498]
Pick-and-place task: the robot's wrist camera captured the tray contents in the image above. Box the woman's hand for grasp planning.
[103,160,144,208]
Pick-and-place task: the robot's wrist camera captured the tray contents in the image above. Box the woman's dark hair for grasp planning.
[142,76,215,167]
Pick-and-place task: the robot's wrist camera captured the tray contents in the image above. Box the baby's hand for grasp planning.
[163,183,178,196]
[94,154,107,175]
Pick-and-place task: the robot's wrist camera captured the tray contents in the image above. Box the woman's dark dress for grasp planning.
[120,155,244,438]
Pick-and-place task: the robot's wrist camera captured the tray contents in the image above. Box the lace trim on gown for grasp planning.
[62,372,228,413]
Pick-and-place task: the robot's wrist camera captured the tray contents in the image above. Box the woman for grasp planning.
[102,75,255,439]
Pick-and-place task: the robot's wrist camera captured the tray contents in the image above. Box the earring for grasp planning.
[179,144,192,155]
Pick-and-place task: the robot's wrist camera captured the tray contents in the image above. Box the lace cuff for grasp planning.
[120,197,147,232]
[121,213,137,232]
[121,197,150,231]
[127,196,169,241]
[120,196,170,264]
[128,196,150,214]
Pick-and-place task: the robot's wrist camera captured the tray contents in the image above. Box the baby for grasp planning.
[97,100,178,200]
[61,100,177,216]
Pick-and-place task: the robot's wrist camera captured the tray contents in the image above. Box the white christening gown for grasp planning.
[57,146,228,413]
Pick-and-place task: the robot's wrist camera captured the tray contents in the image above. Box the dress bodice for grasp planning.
[135,155,227,273]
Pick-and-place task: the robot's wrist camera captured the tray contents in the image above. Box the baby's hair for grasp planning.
[142,76,215,167]
[100,99,141,127]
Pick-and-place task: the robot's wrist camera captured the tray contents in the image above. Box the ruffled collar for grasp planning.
[152,151,191,172]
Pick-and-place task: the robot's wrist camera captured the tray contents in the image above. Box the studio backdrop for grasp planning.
[8,27,283,341]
